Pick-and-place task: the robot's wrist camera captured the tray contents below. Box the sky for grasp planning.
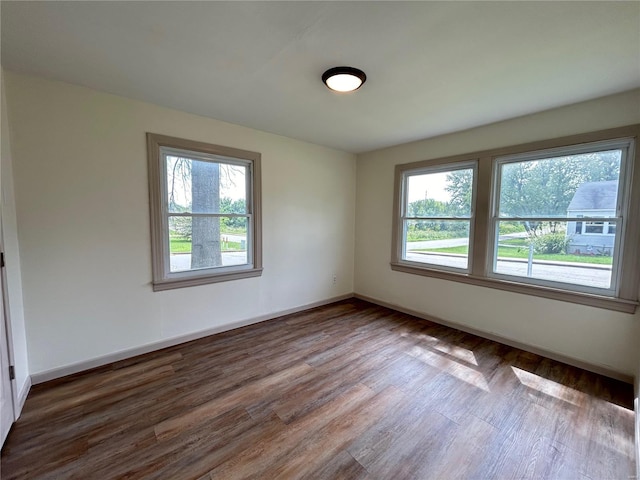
[407,171,452,203]
[166,156,247,207]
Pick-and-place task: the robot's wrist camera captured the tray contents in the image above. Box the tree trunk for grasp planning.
[191,161,222,268]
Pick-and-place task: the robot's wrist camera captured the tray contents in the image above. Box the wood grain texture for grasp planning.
[1,299,635,479]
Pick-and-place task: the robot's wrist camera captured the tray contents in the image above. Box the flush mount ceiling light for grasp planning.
[322,66,367,93]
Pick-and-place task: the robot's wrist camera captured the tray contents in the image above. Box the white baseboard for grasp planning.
[28,291,634,385]
[31,293,354,385]
[354,293,633,384]
[15,375,31,418]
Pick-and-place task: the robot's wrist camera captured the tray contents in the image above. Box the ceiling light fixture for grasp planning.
[322,66,366,93]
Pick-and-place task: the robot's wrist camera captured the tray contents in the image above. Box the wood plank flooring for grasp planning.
[1,299,635,479]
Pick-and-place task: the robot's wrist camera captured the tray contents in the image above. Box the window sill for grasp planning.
[390,262,638,313]
[153,267,263,291]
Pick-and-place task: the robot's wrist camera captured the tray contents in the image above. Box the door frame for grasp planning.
[0,241,16,444]
[0,222,18,423]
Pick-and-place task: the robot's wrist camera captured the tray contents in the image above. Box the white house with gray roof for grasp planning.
[566,180,618,255]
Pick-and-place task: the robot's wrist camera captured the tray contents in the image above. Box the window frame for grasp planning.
[583,220,605,235]
[391,124,640,313]
[487,138,632,297]
[398,160,478,274]
[147,133,262,291]
[574,216,617,235]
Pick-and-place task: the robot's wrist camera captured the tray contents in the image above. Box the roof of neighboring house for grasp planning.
[567,180,618,211]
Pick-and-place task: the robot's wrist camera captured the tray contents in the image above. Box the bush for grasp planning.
[498,221,526,235]
[170,216,192,240]
[530,233,569,254]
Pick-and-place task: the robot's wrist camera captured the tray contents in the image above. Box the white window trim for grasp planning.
[577,219,616,236]
[147,133,263,291]
[582,220,605,235]
[391,124,640,313]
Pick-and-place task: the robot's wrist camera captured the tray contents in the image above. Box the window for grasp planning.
[392,125,640,313]
[584,220,605,234]
[574,215,583,234]
[147,134,262,291]
[399,162,476,272]
[490,141,629,295]
[575,217,616,235]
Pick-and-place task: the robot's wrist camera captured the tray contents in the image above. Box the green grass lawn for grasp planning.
[406,222,526,242]
[413,238,613,265]
[170,237,192,253]
[170,236,243,253]
[406,230,462,242]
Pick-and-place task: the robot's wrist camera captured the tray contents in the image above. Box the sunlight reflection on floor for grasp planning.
[404,332,479,366]
[511,366,634,455]
[511,366,583,407]
[409,345,490,392]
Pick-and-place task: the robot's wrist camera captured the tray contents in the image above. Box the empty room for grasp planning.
[1,1,639,479]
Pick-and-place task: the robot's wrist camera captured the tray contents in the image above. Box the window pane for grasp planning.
[498,149,621,218]
[493,221,613,289]
[166,155,247,214]
[406,168,473,217]
[584,221,604,234]
[168,216,248,273]
[574,220,583,234]
[404,220,470,270]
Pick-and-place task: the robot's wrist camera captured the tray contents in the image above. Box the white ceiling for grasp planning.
[2,1,639,153]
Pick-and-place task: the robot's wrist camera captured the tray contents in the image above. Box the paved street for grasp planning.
[407,237,469,249]
[170,252,247,272]
[170,230,611,289]
[170,233,248,272]
[405,252,612,289]
[494,258,611,289]
[221,233,247,243]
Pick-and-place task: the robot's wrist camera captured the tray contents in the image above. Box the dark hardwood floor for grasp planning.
[1,299,635,479]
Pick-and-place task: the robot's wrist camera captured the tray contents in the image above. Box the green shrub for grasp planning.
[498,221,526,235]
[530,233,569,254]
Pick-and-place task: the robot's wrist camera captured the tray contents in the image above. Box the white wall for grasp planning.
[355,89,640,378]
[0,70,29,409]
[4,69,640,383]
[4,72,356,378]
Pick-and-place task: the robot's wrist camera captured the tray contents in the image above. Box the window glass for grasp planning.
[498,149,621,218]
[162,148,252,276]
[406,169,473,217]
[392,127,639,312]
[493,148,623,292]
[147,134,261,291]
[402,166,475,271]
[584,221,604,234]
[166,155,247,214]
[168,217,248,273]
